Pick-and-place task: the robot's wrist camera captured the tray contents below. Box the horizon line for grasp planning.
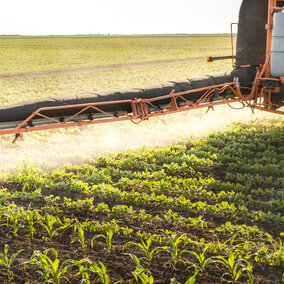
[0,32,235,37]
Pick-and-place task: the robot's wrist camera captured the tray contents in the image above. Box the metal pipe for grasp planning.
[207,56,236,62]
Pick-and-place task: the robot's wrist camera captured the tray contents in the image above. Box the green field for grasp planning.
[0,35,232,74]
[0,35,283,283]
[0,35,233,106]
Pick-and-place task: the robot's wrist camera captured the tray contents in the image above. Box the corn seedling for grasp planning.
[0,244,24,281]
[245,261,254,284]
[75,260,91,283]
[161,231,185,269]
[124,235,168,264]
[24,209,41,240]
[5,205,24,236]
[30,248,74,284]
[71,222,87,251]
[76,259,110,284]
[86,261,110,284]
[92,229,114,253]
[0,187,13,204]
[182,246,214,273]
[127,253,154,284]
[41,214,62,243]
[270,238,284,266]
[215,250,247,283]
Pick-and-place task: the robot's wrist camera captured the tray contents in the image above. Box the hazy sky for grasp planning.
[0,0,243,35]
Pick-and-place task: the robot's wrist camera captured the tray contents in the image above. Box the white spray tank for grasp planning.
[271,12,284,77]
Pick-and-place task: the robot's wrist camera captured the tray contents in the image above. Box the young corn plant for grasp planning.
[30,248,74,284]
[0,187,13,204]
[123,235,168,265]
[161,231,185,269]
[7,214,23,236]
[91,229,114,254]
[75,260,92,284]
[41,214,62,243]
[269,238,284,266]
[24,209,41,240]
[245,261,254,284]
[182,246,214,273]
[215,250,247,283]
[76,260,110,284]
[128,253,154,284]
[71,222,87,251]
[0,244,24,281]
[5,205,24,236]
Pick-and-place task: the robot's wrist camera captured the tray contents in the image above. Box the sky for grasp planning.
[0,0,243,35]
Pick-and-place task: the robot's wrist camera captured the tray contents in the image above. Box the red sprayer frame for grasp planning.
[0,0,283,143]
[0,82,248,142]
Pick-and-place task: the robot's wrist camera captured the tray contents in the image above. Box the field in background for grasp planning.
[0,35,232,74]
[0,35,283,283]
[0,35,233,105]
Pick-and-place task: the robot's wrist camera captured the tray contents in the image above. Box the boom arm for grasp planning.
[0,76,274,143]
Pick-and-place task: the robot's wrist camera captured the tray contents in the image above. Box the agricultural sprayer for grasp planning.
[0,0,283,143]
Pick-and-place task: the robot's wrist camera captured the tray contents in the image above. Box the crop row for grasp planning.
[0,119,283,282]
[0,202,282,283]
